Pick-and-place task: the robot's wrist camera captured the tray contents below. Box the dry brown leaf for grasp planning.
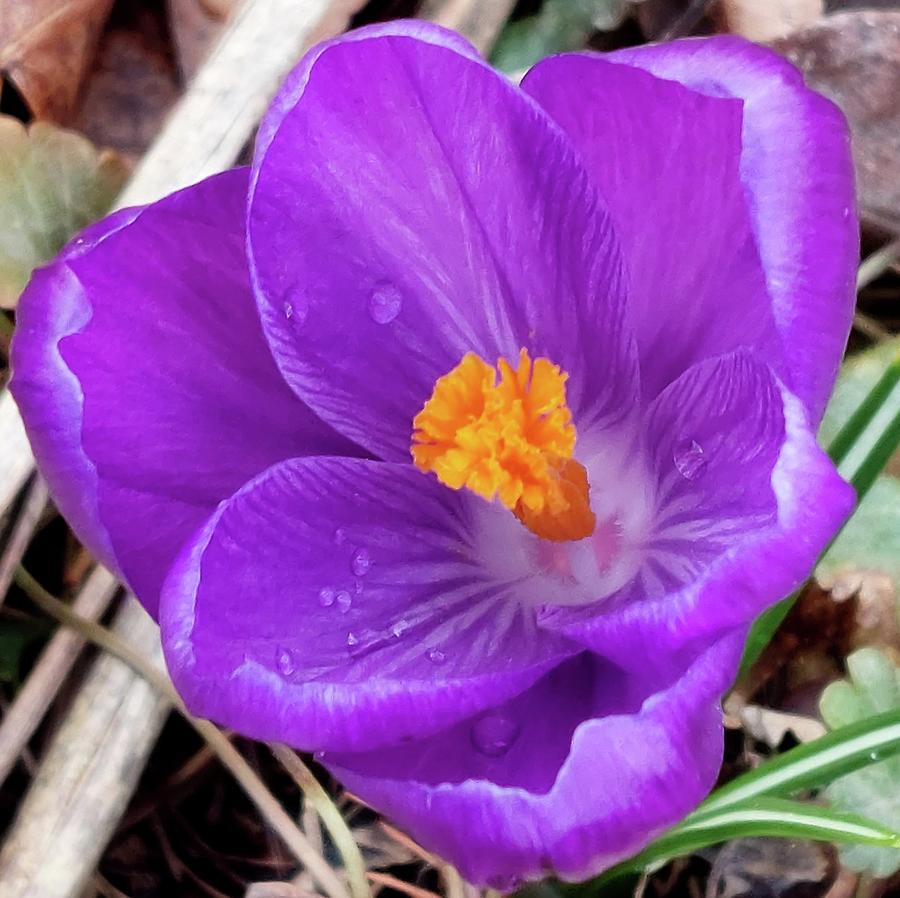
[706,839,838,898]
[773,10,900,224]
[167,0,236,82]
[0,0,114,120]
[717,0,823,41]
[73,6,179,161]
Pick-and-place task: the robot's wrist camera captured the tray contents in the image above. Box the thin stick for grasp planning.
[11,566,348,898]
[420,0,517,54]
[366,873,443,898]
[0,390,33,520]
[0,475,48,605]
[857,238,900,292]
[0,566,118,788]
[271,744,370,898]
[117,0,367,206]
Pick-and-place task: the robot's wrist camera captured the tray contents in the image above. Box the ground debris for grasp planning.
[0,0,114,120]
[705,839,838,898]
[773,10,900,226]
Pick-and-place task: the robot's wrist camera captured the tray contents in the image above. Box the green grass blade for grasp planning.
[740,354,900,673]
[592,798,900,888]
[697,708,900,814]
[828,352,900,466]
[645,798,900,867]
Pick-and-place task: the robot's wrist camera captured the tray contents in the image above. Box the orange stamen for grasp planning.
[411,349,595,542]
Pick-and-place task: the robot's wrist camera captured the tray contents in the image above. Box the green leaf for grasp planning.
[819,648,900,877]
[491,0,629,73]
[0,116,127,309]
[593,798,900,888]
[818,339,900,588]
[699,707,900,813]
[741,339,900,673]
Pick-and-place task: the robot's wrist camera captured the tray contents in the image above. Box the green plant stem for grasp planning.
[14,565,350,898]
[271,743,370,898]
[0,313,13,341]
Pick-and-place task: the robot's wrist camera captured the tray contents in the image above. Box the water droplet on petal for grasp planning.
[367,284,402,324]
[276,646,297,677]
[336,590,352,613]
[673,439,707,481]
[346,632,359,649]
[426,647,446,665]
[471,712,520,758]
[282,287,310,325]
[350,548,371,577]
[333,527,347,545]
[317,587,335,608]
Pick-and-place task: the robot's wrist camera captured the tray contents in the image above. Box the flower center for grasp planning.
[411,349,596,542]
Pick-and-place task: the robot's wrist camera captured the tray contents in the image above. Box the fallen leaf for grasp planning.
[166,0,235,81]
[706,837,837,898]
[739,705,827,747]
[717,0,823,41]
[0,115,126,309]
[0,0,114,120]
[73,4,180,160]
[820,648,900,877]
[773,11,900,223]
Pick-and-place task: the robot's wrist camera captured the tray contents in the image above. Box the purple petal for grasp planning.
[326,630,744,886]
[248,27,637,460]
[541,352,854,671]
[160,456,578,753]
[522,54,779,399]
[11,169,358,616]
[601,37,858,424]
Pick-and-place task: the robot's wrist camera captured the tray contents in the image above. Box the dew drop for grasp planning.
[336,590,352,613]
[276,646,297,677]
[471,712,520,758]
[426,647,446,665]
[351,548,371,577]
[281,287,310,325]
[367,284,403,324]
[346,632,359,649]
[333,527,348,546]
[317,587,335,608]
[673,439,707,481]
[843,206,851,220]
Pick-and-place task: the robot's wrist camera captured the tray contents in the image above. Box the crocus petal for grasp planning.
[597,37,857,424]
[160,456,578,753]
[522,54,778,399]
[11,169,358,616]
[541,352,854,671]
[249,25,637,460]
[325,630,744,886]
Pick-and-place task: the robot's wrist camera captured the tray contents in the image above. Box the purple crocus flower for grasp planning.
[11,21,857,887]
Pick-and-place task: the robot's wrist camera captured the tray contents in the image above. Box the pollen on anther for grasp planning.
[411,349,595,542]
